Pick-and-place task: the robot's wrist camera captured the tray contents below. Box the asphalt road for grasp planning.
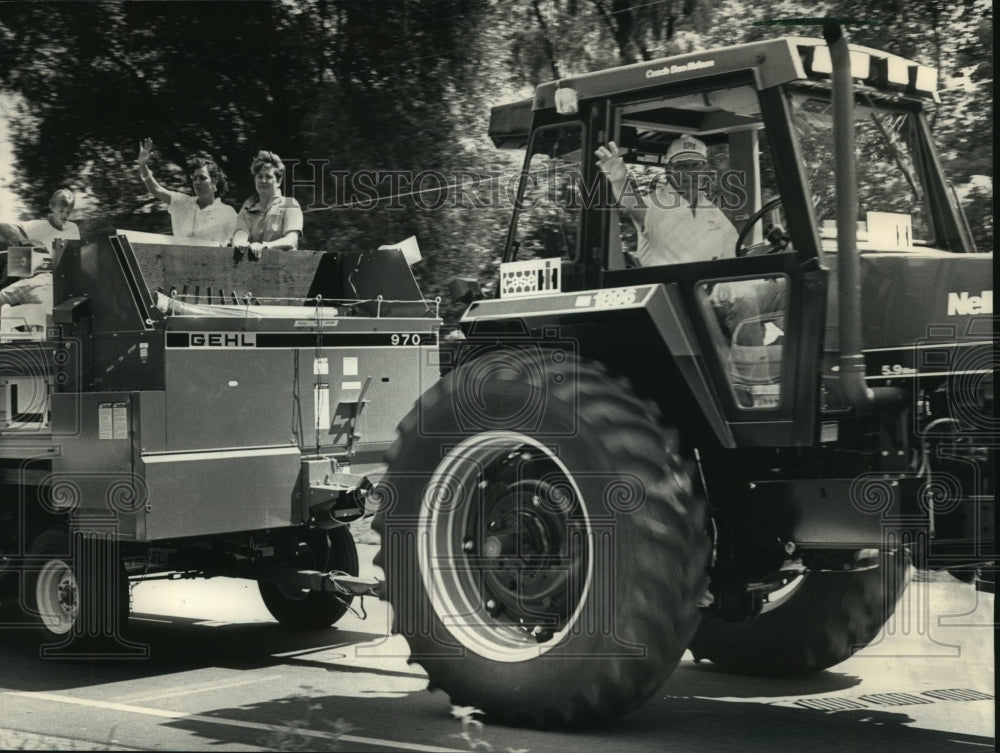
[0,543,993,752]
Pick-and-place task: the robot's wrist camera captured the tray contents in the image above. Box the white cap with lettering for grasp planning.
[665,135,708,164]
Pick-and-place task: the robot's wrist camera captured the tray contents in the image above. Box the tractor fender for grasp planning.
[460,282,735,447]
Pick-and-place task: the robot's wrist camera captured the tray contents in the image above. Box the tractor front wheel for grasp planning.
[374,352,708,727]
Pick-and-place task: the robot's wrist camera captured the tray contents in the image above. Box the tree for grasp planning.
[0,0,991,315]
[0,1,486,219]
[0,0,510,309]
[506,0,992,252]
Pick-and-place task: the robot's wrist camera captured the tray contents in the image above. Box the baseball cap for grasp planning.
[665,135,708,164]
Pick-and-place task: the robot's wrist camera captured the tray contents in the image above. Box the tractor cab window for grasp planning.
[606,83,793,410]
[698,274,789,410]
[789,89,933,249]
[510,123,583,262]
[608,83,786,269]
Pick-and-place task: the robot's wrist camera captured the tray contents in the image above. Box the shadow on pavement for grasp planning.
[158,681,994,753]
[671,659,864,697]
[0,602,397,692]
[2,580,991,753]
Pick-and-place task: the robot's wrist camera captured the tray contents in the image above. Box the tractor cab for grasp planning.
[480,36,986,448]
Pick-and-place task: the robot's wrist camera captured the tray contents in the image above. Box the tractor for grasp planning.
[372,26,994,726]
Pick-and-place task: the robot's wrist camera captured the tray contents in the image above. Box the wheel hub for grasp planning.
[275,540,323,600]
[58,577,76,610]
[418,432,593,662]
[479,481,572,624]
[36,560,78,635]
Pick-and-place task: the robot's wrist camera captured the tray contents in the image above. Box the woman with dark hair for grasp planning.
[136,138,238,244]
[231,150,303,259]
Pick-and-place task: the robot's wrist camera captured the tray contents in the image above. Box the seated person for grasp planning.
[231,150,303,259]
[595,137,785,344]
[594,136,737,266]
[710,276,787,345]
[18,189,80,252]
[0,221,28,250]
[0,190,77,332]
[0,250,53,331]
[137,139,238,245]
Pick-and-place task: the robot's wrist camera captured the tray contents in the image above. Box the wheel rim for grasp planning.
[36,558,77,635]
[275,541,322,601]
[275,584,310,601]
[418,431,592,662]
[759,573,804,614]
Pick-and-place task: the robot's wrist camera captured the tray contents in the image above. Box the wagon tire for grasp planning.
[259,526,360,629]
[24,526,130,650]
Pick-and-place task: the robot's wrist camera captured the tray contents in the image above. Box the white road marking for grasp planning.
[948,741,995,748]
[4,691,466,752]
[6,692,185,718]
[0,726,137,751]
[271,642,355,657]
[125,674,286,703]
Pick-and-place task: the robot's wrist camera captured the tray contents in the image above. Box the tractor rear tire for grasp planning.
[373,352,708,727]
[689,552,912,675]
[259,526,359,629]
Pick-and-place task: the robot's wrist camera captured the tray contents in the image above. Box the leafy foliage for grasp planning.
[0,0,991,321]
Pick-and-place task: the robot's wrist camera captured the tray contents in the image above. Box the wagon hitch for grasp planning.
[329,574,386,598]
[255,564,385,599]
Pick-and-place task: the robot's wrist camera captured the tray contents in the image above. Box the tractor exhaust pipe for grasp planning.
[824,23,875,411]
[826,24,904,413]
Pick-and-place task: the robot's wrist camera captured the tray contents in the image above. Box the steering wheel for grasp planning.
[735,196,792,257]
